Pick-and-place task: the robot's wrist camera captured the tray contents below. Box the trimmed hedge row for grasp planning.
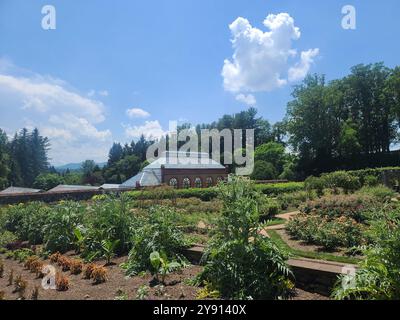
[126,182,305,201]
[346,167,400,184]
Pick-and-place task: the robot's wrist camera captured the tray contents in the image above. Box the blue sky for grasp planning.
[0,0,399,165]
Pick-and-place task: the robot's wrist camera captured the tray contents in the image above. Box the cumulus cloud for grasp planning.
[126,107,151,119]
[222,13,319,97]
[0,62,112,165]
[288,48,320,82]
[125,120,166,140]
[235,93,256,106]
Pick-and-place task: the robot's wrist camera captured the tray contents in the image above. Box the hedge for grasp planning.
[126,182,304,201]
[344,167,400,185]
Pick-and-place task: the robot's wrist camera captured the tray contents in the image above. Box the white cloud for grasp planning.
[125,120,166,140]
[235,93,256,106]
[87,89,109,98]
[126,107,151,119]
[222,13,319,95]
[0,62,113,165]
[98,90,109,97]
[288,48,320,82]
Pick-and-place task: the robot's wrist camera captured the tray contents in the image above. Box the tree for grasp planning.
[0,129,10,189]
[251,161,278,180]
[108,143,123,165]
[338,120,361,157]
[254,142,286,174]
[33,173,65,190]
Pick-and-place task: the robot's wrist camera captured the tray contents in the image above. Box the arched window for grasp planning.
[194,177,202,188]
[182,177,191,189]
[169,178,178,189]
[206,177,213,187]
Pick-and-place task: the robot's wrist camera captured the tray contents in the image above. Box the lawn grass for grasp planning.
[264,218,286,227]
[267,229,361,265]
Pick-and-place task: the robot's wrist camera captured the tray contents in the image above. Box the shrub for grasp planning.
[122,206,187,277]
[332,209,400,300]
[259,197,280,221]
[357,185,395,201]
[83,263,96,279]
[91,265,107,284]
[364,175,379,187]
[30,260,44,278]
[251,160,278,180]
[0,231,17,248]
[70,259,83,275]
[199,176,293,299]
[322,171,361,194]
[1,203,50,245]
[80,194,135,259]
[56,273,69,291]
[14,274,27,299]
[49,252,61,264]
[57,256,72,271]
[277,190,316,210]
[24,256,39,270]
[43,201,85,253]
[304,176,326,196]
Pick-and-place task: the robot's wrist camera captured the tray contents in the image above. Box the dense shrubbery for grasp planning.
[332,207,400,300]
[199,176,293,300]
[43,201,85,253]
[121,206,187,276]
[286,194,378,250]
[80,194,135,259]
[125,182,304,202]
[277,190,316,210]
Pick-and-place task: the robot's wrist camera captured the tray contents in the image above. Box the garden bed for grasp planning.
[0,252,202,300]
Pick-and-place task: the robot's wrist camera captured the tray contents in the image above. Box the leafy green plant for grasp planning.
[100,239,119,265]
[332,209,400,300]
[199,176,293,300]
[0,231,17,248]
[150,251,182,285]
[136,285,149,300]
[122,206,187,277]
[43,201,85,253]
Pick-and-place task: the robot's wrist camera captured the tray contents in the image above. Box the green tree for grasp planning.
[251,161,278,180]
[0,129,10,189]
[33,173,65,190]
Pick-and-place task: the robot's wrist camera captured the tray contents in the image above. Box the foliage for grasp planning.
[304,176,326,196]
[277,190,316,210]
[56,273,69,291]
[122,206,187,277]
[80,194,135,259]
[101,239,120,265]
[150,251,182,284]
[43,201,85,253]
[91,265,108,284]
[33,173,65,190]
[287,194,377,250]
[251,160,278,180]
[136,285,149,300]
[0,231,17,248]
[322,171,361,194]
[14,274,27,299]
[199,176,293,299]
[356,185,395,201]
[286,63,399,175]
[70,259,83,275]
[332,209,400,300]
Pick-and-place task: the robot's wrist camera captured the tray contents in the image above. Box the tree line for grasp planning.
[1,62,399,189]
[0,128,50,189]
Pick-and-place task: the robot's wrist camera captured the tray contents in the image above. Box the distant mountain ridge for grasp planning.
[54,162,107,172]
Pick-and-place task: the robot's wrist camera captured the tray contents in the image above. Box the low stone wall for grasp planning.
[0,188,133,205]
